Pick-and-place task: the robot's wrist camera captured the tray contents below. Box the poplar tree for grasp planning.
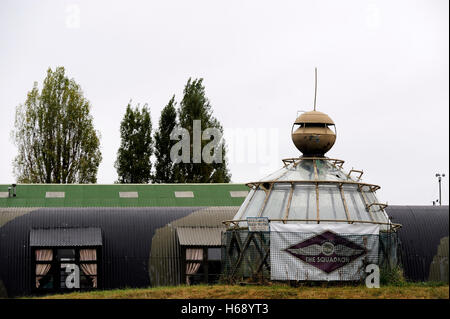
[12,66,102,183]
[115,102,153,183]
[152,96,178,183]
[176,78,231,183]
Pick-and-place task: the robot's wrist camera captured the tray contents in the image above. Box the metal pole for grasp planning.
[439,176,442,206]
[436,173,445,206]
[314,67,317,111]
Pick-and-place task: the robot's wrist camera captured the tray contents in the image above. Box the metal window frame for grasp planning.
[32,246,101,294]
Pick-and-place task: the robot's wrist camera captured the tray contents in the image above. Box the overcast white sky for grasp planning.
[0,0,448,205]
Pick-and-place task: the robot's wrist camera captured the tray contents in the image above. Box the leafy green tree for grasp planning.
[115,101,153,183]
[152,96,178,183]
[12,66,102,183]
[176,78,231,183]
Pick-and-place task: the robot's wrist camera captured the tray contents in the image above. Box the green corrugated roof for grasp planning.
[0,184,249,207]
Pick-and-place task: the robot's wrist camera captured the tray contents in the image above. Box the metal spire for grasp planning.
[314,67,318,111]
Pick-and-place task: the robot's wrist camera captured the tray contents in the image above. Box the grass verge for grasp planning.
[28,282,449,299]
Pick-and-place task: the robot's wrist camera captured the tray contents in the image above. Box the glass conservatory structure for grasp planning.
[226,157,399,232]
[222,107,401,283]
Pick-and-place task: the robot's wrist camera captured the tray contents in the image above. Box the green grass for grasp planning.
[26,283,449,299]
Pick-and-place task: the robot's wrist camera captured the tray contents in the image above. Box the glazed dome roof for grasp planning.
[229,157,396,231]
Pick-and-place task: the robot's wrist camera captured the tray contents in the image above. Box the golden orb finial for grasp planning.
[291,111,336,156]
[291,68,336,156]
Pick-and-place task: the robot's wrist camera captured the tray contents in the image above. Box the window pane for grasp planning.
[277,162,314,181]
[288,184,317,223]
[241,189,266,219]
[318,185,348,222]
[207,248,221,261]
[232,188,255,220]
[343,185,371,222]
[260,184,290,219]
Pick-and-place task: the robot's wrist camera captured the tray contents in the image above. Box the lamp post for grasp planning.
[435,173,446,206]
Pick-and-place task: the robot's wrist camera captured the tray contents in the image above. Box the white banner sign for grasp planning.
[247,217,270,232]
[270,223,379,281]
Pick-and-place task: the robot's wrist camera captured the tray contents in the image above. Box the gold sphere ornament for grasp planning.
[291,110,336,157]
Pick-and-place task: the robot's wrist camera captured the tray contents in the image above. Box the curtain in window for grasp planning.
[80,249,98,288]
[80,264,97,288]
[185,248,203,285]
[80,249,97,261]
[36,249,53,261]
[35,250,53,288]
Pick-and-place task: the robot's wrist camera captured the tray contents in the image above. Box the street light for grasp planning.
[435,173,446,206]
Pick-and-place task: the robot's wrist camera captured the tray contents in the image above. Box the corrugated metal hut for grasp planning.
[386,205,449,283]
[0,184,245,297]
[0,184,448,297]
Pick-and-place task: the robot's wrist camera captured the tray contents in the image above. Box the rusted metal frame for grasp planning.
[246,180,381,190]
[228,230,243,255]
[339,183,352,224]
[313,159,319,180]
[347,169,364,181]
[315,183,320,224]
[282,158,298,167]
[224,218,402,229]
[275,164,295,181]
[367,202,388,210]
[336,160,345,168]
[255,246,271,275]
[225,231,241,276]
[252,233,270,275]
[236,187,258,220]
[329,161,341,172]
[252,232,268,256]
[281,157,344,166]
[246,182,257,189]
[299,157,343,161]
[257,183,273,218]
[223,220,240,228]
[358,185,376,222]
[281,157,303,168]
[282,158,296,166]
[293,157,309,168]
[230,232,255,277]
[369,185,381,192]
[282,182,295,223]
[329,159,345,170]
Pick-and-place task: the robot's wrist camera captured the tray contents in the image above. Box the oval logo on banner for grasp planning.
[283,231,367,274]
[321,241,335,256]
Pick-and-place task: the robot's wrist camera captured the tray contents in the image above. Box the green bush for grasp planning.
[380,265,406,286]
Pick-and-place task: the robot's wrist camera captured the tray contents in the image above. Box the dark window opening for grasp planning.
[184,246,223,285]
[33,247,100,293]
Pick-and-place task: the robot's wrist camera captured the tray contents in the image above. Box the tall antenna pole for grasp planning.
[314,67,318,111]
